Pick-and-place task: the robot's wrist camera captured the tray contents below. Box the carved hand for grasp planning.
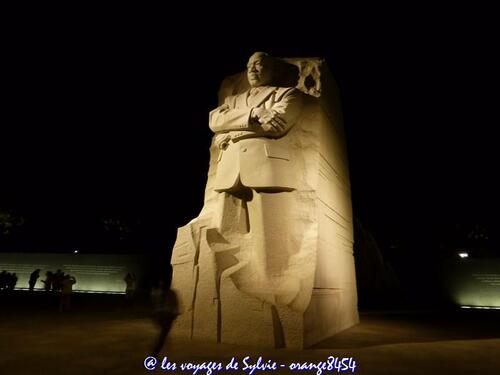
[252,108,287,133]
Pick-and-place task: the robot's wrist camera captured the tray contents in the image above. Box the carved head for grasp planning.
[246,52,274,87]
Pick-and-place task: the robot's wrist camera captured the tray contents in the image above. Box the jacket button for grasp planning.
[241,147,247,152]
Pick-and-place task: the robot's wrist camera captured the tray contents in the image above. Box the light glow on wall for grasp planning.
[461,305,500,310]
[0,253,144,294]
[444,259,500,308]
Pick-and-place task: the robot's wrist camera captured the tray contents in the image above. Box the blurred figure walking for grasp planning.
[150,280,179,356]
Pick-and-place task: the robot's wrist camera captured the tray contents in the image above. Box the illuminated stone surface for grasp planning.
[171,53,358,348]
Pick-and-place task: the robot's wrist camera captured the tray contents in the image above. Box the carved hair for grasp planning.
[248,52,275,68]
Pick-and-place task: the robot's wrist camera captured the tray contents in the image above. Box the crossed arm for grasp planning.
[209,88,303,148]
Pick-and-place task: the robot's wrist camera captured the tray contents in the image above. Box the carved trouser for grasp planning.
[211,183,313,312]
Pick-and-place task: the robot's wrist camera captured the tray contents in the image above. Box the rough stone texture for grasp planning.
[170,56,358,348]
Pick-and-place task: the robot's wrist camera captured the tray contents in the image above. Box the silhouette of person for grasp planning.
[59,274,76,312]
[0,270,7,290]
[42,271,54,292]
[29,269,41,291]
[150,280,179,356]
[124,273,136,303]
[53,269,65,292]
[0,271,13,290]
[7,273,18,291]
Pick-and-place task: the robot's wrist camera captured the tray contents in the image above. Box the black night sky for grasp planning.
[1,16,499,258]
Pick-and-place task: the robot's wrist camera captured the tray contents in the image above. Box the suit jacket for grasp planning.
[209,86,303,191]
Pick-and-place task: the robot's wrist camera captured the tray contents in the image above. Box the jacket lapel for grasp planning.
[247,86,277,107]
[235,92,248,108]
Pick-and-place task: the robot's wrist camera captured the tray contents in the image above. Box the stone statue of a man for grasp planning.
[208,52,309,312]
[170,52,358,349]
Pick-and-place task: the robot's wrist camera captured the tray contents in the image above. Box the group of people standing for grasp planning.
[0,268,77,311]
[0,270,18,290]
[0,268,78,294]
[31,268,77,311]
[38,269,76,294]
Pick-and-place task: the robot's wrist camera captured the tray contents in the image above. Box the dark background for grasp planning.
[1,13,498,300]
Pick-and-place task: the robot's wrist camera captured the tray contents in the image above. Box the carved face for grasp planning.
[247,54,273,87]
